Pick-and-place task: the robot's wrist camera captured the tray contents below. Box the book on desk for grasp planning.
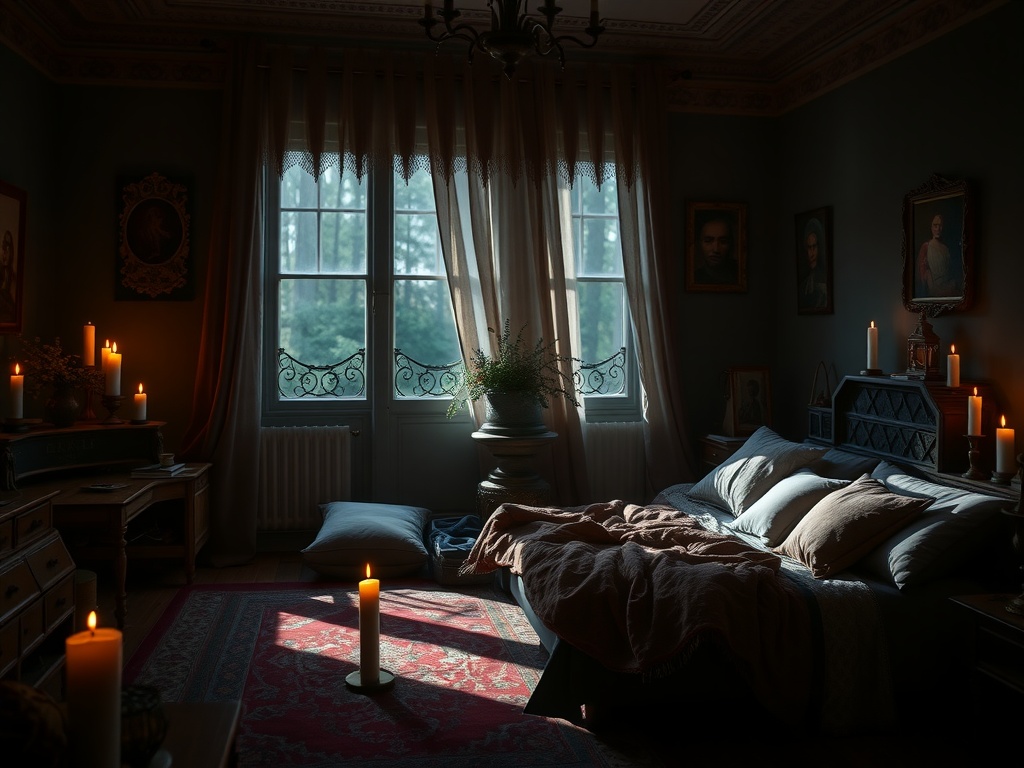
[131,462,187,478]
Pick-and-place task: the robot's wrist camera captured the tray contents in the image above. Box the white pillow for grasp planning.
[729,469,851,545]
[688,426,828,516]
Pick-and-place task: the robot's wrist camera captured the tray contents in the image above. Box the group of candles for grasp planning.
[7,322,148,422]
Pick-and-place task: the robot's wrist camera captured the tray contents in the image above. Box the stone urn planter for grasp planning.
[480,392,548,436]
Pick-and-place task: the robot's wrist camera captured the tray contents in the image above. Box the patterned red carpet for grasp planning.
[125,581,648,767]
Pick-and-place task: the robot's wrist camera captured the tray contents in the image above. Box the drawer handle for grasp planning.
[4,584,17,598]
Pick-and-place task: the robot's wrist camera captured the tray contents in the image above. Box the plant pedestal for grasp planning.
[471,430,557,521]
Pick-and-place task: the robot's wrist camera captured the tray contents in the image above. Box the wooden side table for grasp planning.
[699,434,747,474]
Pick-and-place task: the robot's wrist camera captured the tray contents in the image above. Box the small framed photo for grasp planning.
[724,366,771,437]
[0,179,27,334]
[794,206,833,314]
[902,175,973,315]
[685,201,747,292]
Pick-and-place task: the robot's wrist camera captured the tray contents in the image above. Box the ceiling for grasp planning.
[0,0,1005,114]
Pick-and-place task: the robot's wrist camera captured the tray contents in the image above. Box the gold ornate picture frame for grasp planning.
[116,171,193,300]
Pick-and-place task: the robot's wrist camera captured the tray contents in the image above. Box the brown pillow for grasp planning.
[774,474,933,578]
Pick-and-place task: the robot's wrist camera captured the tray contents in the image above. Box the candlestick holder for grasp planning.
[101,394,125,425]
[991,470,1015,485]
[345,668,396,694]
[962,434,987,480]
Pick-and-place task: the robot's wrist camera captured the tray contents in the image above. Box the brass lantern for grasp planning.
[904,312,940,380]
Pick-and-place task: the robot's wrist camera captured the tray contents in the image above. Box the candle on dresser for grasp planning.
[996,416,1015,474]
[967,387,982,436]
[866,321,878,370]
[133,383,147,422]
[946,344,960,388]
[10,363,23,419]
[105,342,121,396]
[359,564,381,685]
[101,339,110,373]
[65,611,122,768]
[83,322,95,367]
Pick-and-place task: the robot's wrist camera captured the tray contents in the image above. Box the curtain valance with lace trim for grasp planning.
[259,46,641,189]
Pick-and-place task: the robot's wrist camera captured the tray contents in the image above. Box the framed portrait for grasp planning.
[901,174,973,315]
[794,206,833,315]
[723,366,771,437]
[0,179,27,334]
[685,201,747,293]
[116,171,194,300]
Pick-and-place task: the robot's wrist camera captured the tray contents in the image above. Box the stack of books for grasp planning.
[131,462,187,478]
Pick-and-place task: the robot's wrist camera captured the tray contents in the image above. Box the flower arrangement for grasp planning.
[18,336,104,396]
[447,319,579,418]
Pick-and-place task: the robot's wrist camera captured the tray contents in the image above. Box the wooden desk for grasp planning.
[161,700,240,768]
[47,463,211,629]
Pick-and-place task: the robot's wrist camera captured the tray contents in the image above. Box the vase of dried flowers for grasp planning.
[18,336,104,427]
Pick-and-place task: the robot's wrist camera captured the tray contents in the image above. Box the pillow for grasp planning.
[688,426,828,516]
[774,474,933,579]
[301,502,430,579]
[857,462,1006,588]
[807,448,881,480]
[728,469,851,545]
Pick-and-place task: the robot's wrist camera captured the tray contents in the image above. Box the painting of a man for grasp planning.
[685,202,747,292]
[795,207,833,315]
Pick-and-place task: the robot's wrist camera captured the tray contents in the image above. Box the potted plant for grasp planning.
[17,336,105,427]
[447,319,578,434]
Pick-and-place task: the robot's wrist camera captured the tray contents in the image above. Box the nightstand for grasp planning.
[699,434,747,474]
[949,593,1024,729]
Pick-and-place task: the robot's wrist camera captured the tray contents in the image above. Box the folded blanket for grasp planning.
[462,500,814,719]
[429,515,483,557]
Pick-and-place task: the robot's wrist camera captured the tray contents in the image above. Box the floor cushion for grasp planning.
[301,501,430,579]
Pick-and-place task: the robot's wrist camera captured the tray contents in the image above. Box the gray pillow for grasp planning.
[808,448,881,480]
[859,462,1006,589]
[729,469,851,545]
[301,501,430,579]
[688,426,828,516]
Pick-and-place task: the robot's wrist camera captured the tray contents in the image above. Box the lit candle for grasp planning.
[10,363,23,419]
[105,342,121,396]
[866,321,878,370]
[83,322,96,367]
[946,344,960,388]
[65,611,122,768]
[967,387,982,436]
[101,339,111,372]
[359,563,380,685]
[133,383,147,422]
[996,416,1015,474]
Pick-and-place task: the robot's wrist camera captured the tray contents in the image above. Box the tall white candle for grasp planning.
[65,611,122,768]
[105,342,121,396]
[946,344,960,388]
[10,363,23,419]
[866,321,878,370]
[996,416,1015,474]
[83,323,95,367]
[133,383,147,422]
[359,564,380,685]
[967,387,982,436]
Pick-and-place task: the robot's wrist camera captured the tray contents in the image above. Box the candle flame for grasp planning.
[365,563,371,579]
[1001,415,1006,428]
[973,386,978,396]
[88,611,97,632]
[111,342,118,353]
[950,344,955,354]
[104,339,110,348]
[13,363,19,375]
[138,383,144,394]
[870,321,875,329]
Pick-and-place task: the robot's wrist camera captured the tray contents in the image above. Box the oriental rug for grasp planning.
[124,581,657,768]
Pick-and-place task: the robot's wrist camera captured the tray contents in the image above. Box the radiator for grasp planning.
[258,426,351,530]
[583,421,645,503]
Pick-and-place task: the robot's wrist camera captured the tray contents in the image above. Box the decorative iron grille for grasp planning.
[277,348,366,398]
[394,350,466,398]
[574,347,627,396]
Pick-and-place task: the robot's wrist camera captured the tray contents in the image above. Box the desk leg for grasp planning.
[115,523,128,629]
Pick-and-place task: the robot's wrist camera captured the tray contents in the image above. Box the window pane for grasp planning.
[394,168,435,211]
[394,212,440,275]
[577,281,624,363]
[280,210,318,273]
[580,217,622,277]
[394,280,461,365]
[278,278,366,366]
[321,212,367,273]
[319,166,367,210]
[282,165,318,208]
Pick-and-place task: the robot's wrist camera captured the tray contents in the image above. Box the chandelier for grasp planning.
[419,1,605,78]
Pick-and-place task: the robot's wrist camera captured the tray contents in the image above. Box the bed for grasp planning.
[461,426,1019,735]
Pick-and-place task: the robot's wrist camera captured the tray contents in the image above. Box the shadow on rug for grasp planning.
[125,580,661,767]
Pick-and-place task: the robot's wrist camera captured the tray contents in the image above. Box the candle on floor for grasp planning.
[946,344,960,388]
[65,611,122,768]
[83,322,95,367]
[866,321,878,370]
[105,342,121,396]
[996,416,1015,474]
[967,387,982,436]
[10,363,23,419]
[359,563,380,685]
[133,383,147,422]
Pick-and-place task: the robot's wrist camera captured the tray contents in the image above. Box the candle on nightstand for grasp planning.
[83,322,95,367]
[967,387,982,436]
[65,611,122,768]
[866,321,878,370]
[996,416,1015,474]
[101,339,111,373]
[133,383,147,422]
[946,344,960,388]
[359,564,380,685]
[10,363,23,419]
[105,342,121,396]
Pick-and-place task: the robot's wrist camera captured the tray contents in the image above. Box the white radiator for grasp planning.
[583,422,645,503]
[258,426,352,530]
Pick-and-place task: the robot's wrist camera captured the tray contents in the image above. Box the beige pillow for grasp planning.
[774,474,933,579]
